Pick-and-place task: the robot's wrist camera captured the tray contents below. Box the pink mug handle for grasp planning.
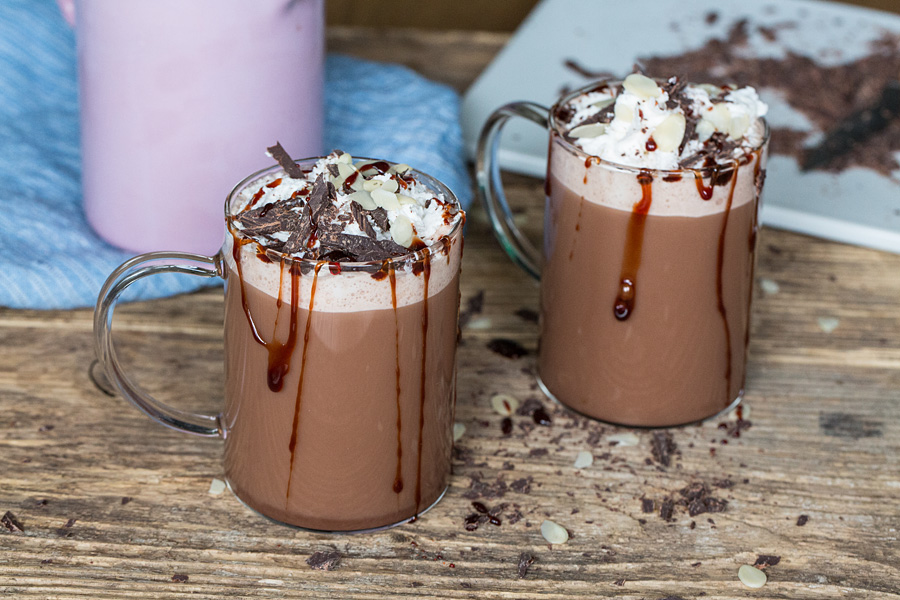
[57,0,76,27]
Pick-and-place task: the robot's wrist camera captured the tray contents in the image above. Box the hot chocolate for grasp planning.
[221,148,464,530]
[537,75,768,426]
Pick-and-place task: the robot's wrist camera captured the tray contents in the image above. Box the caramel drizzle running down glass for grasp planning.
[95,156,465,532]
[477,78,769,428]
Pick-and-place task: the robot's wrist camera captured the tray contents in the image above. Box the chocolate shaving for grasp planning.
[306,550,342,571]
[325,163,340,178]
[350,201,377,238]
[516,552,535,578]
[171,573,189,583]
[266,142,304,179]
[368,207,390,232]
[307,175,336,224]
[234,202,305,238]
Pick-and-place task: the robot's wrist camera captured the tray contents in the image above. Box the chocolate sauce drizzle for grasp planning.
[285,261,324,502]
[712,162,740,400]
[613,169,654,321]
[389,265,404,495]
[414,254,432,517]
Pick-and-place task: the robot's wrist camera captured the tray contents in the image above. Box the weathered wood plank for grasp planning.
[1,27,899,600]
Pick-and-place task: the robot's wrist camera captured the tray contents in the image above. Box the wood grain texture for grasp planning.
[2,28,900,600]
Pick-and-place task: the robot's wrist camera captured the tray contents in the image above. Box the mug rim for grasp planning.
[547,78,771,177]
[223,156,465,273]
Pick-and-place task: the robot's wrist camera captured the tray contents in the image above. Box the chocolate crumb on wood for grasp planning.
[651,431,678,467]
[171,573,189,583]
[1,511,24,533]
[797,514,809,526]
[754,555,781,569]
[516,552,535,578]
[307,550,342,571]
[487,338,528,359]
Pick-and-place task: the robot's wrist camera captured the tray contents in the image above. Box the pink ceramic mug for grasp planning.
[60,0,325,255]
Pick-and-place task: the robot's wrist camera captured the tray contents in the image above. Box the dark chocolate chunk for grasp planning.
[487,338,528,359]
[306,550,342,571]
[1,511,24,533]
[266,142,304,179]
[500,417,513,436]
[325,163,340,178]
[171,573,189,583]
[234,201,306,238]
[796,514,809,526]
[754,555,781,569]
[516,552,535,578]
[641,498,655,513]
[532,407,552,426]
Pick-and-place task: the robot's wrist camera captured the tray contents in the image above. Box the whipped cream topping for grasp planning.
[229,149,463,262]
[556,74,768,170]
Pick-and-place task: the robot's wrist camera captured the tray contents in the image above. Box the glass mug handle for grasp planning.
[475,101,550,280]
[93,251,224,437]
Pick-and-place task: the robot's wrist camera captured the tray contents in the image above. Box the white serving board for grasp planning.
[461,0,900,253]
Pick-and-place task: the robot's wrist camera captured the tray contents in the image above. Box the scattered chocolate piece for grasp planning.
[796,514,809,526]
[650,431,678,467]
[687,496,728,517]
[510,477,533,495]
[641,498,655,513]
[754,555,781,569]
[266,142,304,179]
[472,501,489,514]
[171,573,189,583]
[516,552,535,578]
[613,578,626,586]
[459,290,485,328]
[500,417,513,436]
[487,338,528,359]
[659,499,675,521]
[517,398,545,417]
[532,407,552,427]
[513,308,539,323]
[121,497,132,505]
[307,550,342,571]
[38,424,54,432]
[1,511,24,533]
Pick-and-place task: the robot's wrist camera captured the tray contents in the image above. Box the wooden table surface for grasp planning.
[2,28,899,600]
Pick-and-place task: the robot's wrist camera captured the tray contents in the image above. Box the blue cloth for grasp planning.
[0,0,470,310]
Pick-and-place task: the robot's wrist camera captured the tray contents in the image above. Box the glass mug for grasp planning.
[476,82,769,427]
[94,158,464,532]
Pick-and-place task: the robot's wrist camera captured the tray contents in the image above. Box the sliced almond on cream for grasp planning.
[623,73,661,99]
[371,188,401,211]
[347,190,377,211]
[397,194,417,205]
[653,113,686,152]
[590,97,615,110]
[696,119,716,142]
[569,123,607,139]
[390,163,411,175]
[613,100,634,124]
[337,152,353,164]
[391,214,413,247]
[728,113,751,139]
[706,103,732,133]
